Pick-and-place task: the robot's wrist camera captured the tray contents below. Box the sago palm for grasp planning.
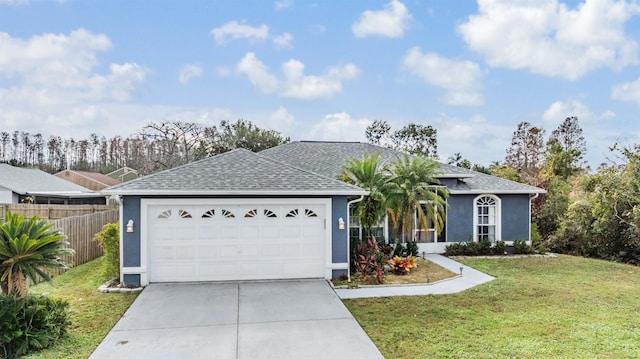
[386,154,448,242]
[341,152,390,240]
[0,212,73,298]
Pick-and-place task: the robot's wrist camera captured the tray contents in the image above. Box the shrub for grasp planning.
[405,240,420,257]
[0,294,71,359]
[389,255,417,274]
[492,240,506,255]
[354,239,384,284]
[445,243,465,256]
[477,238,493,255]
[513,240,533,254]
[392,242,404,257]
[94,223,120,279]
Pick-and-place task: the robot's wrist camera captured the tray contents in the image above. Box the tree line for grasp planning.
[0,119,289,175]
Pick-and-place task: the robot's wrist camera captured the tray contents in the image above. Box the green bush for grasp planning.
[0,294,71,358]
[94,222,120,279]
[446,240,509,256]
[492,240,506,255]
[405,240,419,257]
[513,240,533,254]
[392,242,404,257]
[444,243,465,256]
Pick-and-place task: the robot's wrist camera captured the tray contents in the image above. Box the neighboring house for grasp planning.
[55,169,122,191]
[0,164,106,204]
[104,141,544,286]
[106,166,139,183]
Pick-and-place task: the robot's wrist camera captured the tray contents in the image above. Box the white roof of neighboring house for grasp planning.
[0,164,100,197]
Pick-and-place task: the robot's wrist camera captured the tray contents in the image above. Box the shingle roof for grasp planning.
[103,148,367,196]
[260,141,545,194]
[0,164,97,195]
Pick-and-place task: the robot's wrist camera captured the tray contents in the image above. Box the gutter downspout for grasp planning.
[347,195,365,283]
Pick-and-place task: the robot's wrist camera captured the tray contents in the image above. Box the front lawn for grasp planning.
[344,255,640,358]
[23,258,139,359]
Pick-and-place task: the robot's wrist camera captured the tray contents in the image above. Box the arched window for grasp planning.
[474,195,500,242]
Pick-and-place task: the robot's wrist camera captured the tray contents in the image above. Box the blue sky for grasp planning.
[1,0,640,167]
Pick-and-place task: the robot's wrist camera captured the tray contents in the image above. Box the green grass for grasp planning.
[344,255,640,358]
[23,258,139,359]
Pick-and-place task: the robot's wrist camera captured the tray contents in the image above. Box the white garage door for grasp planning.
[145,199,328,282]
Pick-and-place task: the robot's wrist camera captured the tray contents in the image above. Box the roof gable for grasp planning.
[103,148,367,195]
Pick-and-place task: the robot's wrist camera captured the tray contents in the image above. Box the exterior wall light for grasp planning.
[126,219,134,233]
[338,217,345,230]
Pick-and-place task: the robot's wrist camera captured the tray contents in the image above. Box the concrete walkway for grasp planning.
[90,280,383,359]
[334,254,495,299]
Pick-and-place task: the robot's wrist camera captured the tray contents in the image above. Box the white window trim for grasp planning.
[473,194,501,242]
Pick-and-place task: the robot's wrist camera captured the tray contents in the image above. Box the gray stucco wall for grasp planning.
[331,196,349,264]
[500,194,531,241]
[446,193,531,243]
[447,195,475,242]
[122,196,141,267]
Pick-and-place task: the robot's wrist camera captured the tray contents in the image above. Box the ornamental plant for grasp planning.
[94,222,120,279]
[0,213,73,298]
[389,255,417,275]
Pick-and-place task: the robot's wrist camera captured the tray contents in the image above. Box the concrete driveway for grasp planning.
[90,280,383,359]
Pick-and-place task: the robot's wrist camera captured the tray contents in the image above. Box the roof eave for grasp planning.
[102,189,370,196]
[448,189,547,195]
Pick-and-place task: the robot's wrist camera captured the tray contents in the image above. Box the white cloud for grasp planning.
[236,52,280,94]
[211,21,293,49]
[611,77,640,104]
[179,64,203,84]
[401,47,484,106]
[425,114,513,164]
[235,52,359,100]
[458,0,640,80]
[352,0,412,38]
[0,29,146,105]
[211,21,269,45]
[541,99,607,125]
[275,0,292,9]
[272,32,294,48]
[0,29,148,138]
[267,106,295,133]
[308,112,371,141]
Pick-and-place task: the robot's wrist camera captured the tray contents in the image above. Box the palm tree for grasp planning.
[386,154,448,243]
[0,213,73,298]
[341,152,390,241]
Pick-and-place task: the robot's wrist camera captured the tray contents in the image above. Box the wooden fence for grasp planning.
[0,204,117,220]
[50,209,120,266]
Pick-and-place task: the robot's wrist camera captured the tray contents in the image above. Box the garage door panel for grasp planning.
[219,245,240,257]
[198,245,219,257]
[148,201,327,283]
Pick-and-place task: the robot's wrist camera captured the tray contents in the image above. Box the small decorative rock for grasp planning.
[98,278,144,293]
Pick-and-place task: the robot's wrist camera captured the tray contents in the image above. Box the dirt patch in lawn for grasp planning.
[334,258,458,287]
